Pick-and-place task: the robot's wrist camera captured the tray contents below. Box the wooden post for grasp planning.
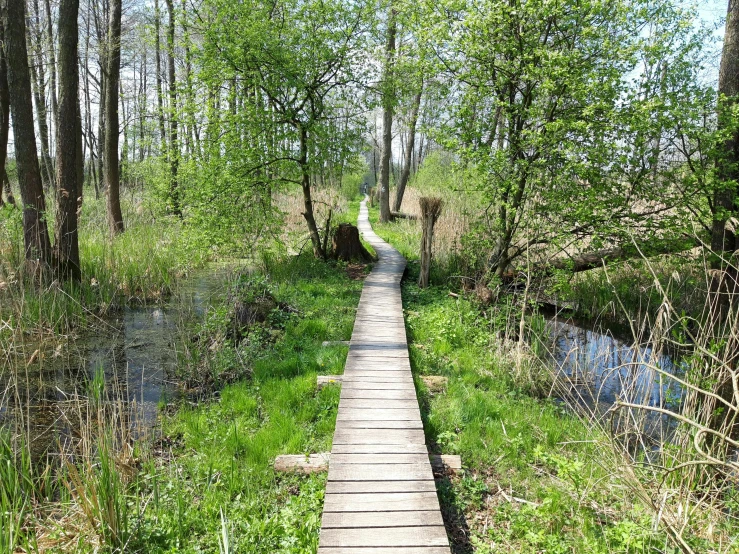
[418,197,443,288]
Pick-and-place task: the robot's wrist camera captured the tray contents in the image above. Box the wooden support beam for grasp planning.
[274,453,331,474]
[274,452,462,475]
[317,375,343,389]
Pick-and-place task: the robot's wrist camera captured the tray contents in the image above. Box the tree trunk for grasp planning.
[154,0,166,154]
[0,18,10,208]
[712,0,739,269]
[378,7,396,223]
[54,0,81,281]
[165,0,181,216]
[299,126,325,259]
[29,0,54,189]
[104,0,124,236]
[393,80,422,213]
[44,0,58,125]
[4,0,51,265]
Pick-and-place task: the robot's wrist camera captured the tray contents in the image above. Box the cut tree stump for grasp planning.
[332,223,374,263]
[318,375,344,389]
[274,452,461,475]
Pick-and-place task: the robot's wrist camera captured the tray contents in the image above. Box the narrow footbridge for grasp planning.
[318,199,451,553]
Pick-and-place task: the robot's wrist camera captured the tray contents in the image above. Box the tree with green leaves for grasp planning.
[423,0,713,279]
[196,0,369,257]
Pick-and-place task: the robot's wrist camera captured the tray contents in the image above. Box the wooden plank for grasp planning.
[330,444,429,455]
[339,389,418,400]
[318,546,449,554]
[326,480,436,494]
[430,454,462,473]
[322,492,441,512]
[339,398,419,409]
[330,453,432,464]
[335,420,423,429]
[341,375,413,383]
[321,510,444,529]
[328,464,434,481]
[317,375,343,389]
[336,408,420,421]
[340,382,415,391]
[318,526,449,548]
[332,429,425,444]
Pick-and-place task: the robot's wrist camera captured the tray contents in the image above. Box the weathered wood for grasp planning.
[317,375,343,389]
[339,398,419,409]
[330,443,429,455]
[336,408,421,421]
[318,546,449,554]
[274,453,330,474]
[430,454,462,473]
[322,510,443,529]
[328,464,434,481]
[319,526,449,547]
[323,492,442,512]
[337,420,424,429]
[332,429,426,444]
[320,198,449,552]
[326,480,436,494]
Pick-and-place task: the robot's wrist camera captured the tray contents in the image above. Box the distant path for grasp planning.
[318,198,450,552]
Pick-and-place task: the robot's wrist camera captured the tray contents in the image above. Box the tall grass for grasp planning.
[0,194,204,337]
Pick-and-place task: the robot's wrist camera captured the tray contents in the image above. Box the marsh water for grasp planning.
[0,264,241,456]
[545,317,683,441]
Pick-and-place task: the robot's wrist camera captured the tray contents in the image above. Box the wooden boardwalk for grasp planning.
[318,199,450,553]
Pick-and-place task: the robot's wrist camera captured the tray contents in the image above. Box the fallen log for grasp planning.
[503,238,701,280]
[391,211,418,221]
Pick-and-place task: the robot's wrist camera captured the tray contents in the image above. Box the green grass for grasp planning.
[0,194,206,336]
[117,254,362,553]
[402,280,682,553]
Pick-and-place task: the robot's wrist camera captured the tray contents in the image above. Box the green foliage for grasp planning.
[0,433,32,553]
[127,253,362,552]
[401,280,678,552]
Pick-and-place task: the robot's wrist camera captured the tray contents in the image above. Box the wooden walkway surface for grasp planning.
[318,199,450,553]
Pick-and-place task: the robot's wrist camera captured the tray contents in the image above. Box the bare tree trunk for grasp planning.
[154,0,166,155]
[104,0,124,235]
[29,0,54,189]
[165,0,180,216]
[4,0,51,264]
[378,7,396,223]
[54,0,81,281]
[0,18,10,207]
[393,80,422,213]
[712,0,739,269]
[44,0,58,124]
[299,126,325,259]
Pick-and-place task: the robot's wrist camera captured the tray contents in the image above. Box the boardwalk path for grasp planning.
[318,199,451,553]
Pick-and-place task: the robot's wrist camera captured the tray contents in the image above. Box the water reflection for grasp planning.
[547,319,684,443]
[0,265,237,457]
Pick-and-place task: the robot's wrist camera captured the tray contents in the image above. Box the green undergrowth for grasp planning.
[0,195,206,336]
[402,273,714,553]
[121,253,363,553]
